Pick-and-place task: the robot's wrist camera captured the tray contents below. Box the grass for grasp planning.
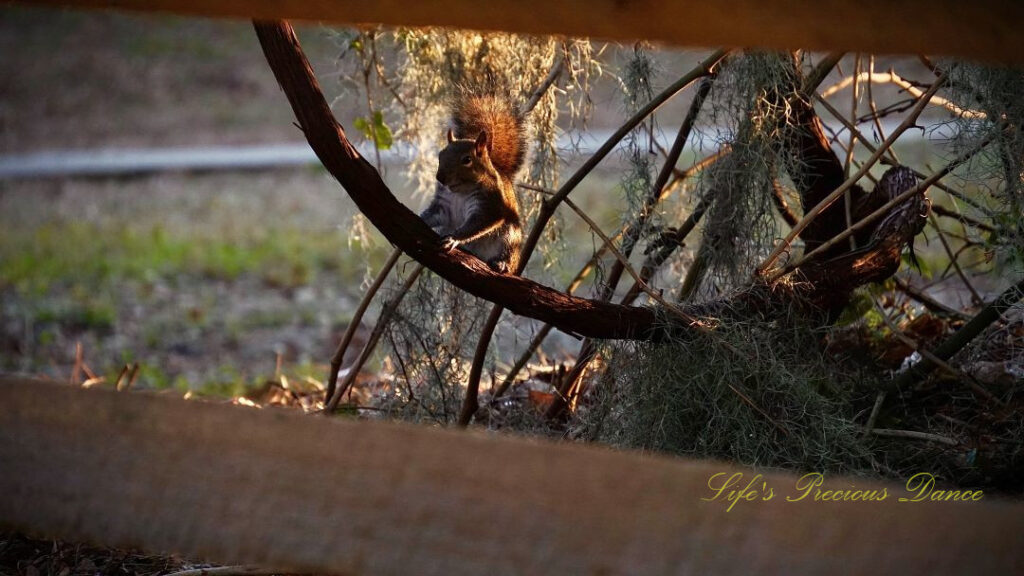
[0,220,375,296]
[0,171,395,392]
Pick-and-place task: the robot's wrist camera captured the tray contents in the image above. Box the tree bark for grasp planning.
[253,21,919,342]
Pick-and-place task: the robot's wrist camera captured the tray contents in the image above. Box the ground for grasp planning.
[0,7,391,393]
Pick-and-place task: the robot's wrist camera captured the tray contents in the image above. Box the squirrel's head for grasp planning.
[436,129,495,187]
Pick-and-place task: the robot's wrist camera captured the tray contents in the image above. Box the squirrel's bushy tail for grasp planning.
[450,92,527,180]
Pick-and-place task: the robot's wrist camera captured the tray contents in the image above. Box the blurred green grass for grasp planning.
[1,220,365,296]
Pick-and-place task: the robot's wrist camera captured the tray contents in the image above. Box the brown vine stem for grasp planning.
[325,263,425,413]
[757,71,949,276]
[458,49,731,426]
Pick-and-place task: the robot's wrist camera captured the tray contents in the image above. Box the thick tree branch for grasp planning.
[254,22,932,357]
[253,20,662,340]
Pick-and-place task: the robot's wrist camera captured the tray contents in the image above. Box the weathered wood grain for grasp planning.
[1,377,1022,575]
[20,0,1024,62]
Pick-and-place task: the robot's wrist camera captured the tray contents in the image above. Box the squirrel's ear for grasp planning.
[446,128,455,143]
[474,130,490,156]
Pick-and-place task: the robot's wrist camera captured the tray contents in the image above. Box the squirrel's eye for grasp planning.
[461,155,472,166]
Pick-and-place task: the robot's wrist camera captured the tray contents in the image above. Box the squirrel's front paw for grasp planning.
[440,236,460,252]
[488,259,511,274]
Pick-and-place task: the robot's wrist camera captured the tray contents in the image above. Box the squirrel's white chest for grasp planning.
[432,184,480,230]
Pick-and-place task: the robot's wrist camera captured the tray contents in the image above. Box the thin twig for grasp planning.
[865,56,896,163]
[727,383,790,436]
[82,361,98,381]
[497,149,722,399]
[894,277,971,320]
[125,363,140,391]
[843,54,861,250]
[772,181,800,227]
[863,391,886,437]
[604,76,716,297]
[71,341,83,385]
[816,91,995,221]
[931,205,995,234]
[324,247,403,408]
[526,185,710,329]
[114,364,129,392]
[522,45,565,115]
[871,298,1000,404]
[325,264,425,413]
[927,213,984,306]
[821,69,986,119]
[162,566,300,576]
[622,199,710,305]
[491,217,624,399]
[869,428,959,446]
[489,196,627,399]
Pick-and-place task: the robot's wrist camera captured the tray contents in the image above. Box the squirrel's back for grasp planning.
[450,93,527,180]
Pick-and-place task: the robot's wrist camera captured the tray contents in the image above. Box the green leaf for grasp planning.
[353,111,393,150]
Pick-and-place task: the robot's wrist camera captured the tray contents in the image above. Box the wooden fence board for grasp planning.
[1,377,1022,575]
[20,0,1024,62]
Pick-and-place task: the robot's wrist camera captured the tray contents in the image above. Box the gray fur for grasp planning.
[421,181,521,273]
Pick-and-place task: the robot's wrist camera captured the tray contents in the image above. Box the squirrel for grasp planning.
[420,93,526,274]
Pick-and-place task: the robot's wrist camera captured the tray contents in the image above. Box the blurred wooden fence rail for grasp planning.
[21,0,1024,63]
[2,377,1023,575]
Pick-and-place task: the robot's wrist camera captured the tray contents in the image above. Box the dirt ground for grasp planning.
[0,6,392,391]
